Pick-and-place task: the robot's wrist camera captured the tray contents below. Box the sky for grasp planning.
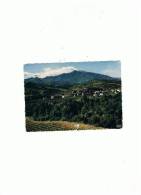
[24,61,121,79]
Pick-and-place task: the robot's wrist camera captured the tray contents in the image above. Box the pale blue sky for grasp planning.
[24,61,121,78]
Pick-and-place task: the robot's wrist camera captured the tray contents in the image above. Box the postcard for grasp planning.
[24,61,122,131]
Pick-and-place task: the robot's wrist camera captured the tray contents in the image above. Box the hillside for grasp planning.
[24,79,122,130]
[25,79,121,98]
[26,118,101,131]
[25,70,115,86]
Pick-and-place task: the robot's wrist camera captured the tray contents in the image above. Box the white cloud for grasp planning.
[24,66,77,79]
[102,67,121,78]
[24,72,37,79]
[38,66,77,78]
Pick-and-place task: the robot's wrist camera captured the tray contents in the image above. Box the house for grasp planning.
[117,89,121,93]
[51,96,54,99]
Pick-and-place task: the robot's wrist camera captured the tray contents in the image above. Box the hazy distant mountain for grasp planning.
[25,70,116,85]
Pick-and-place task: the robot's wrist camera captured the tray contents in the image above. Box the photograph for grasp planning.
[24,61,122,131]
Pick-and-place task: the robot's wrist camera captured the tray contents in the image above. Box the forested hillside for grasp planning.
[24,79,122,130]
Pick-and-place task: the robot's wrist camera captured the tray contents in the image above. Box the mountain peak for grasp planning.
[25,70,114,86]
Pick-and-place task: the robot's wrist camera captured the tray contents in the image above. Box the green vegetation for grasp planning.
[25,80,122,131]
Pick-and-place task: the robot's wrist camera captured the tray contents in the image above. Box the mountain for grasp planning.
[25,70,115,86]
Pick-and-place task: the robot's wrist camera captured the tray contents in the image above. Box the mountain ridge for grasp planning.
[25,70,117,86]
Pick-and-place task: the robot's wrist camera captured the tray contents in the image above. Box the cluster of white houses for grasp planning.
[49,88,121,100]
[71,88,121,97]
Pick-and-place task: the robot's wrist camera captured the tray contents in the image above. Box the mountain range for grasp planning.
[25,70,117,86]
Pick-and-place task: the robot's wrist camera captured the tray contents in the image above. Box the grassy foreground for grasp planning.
[26,118,101,132]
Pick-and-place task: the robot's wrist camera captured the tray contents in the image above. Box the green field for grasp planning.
[26,118,101,131]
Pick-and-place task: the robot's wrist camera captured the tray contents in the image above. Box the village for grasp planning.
[49,87,121,100]
[26,87,121,102]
